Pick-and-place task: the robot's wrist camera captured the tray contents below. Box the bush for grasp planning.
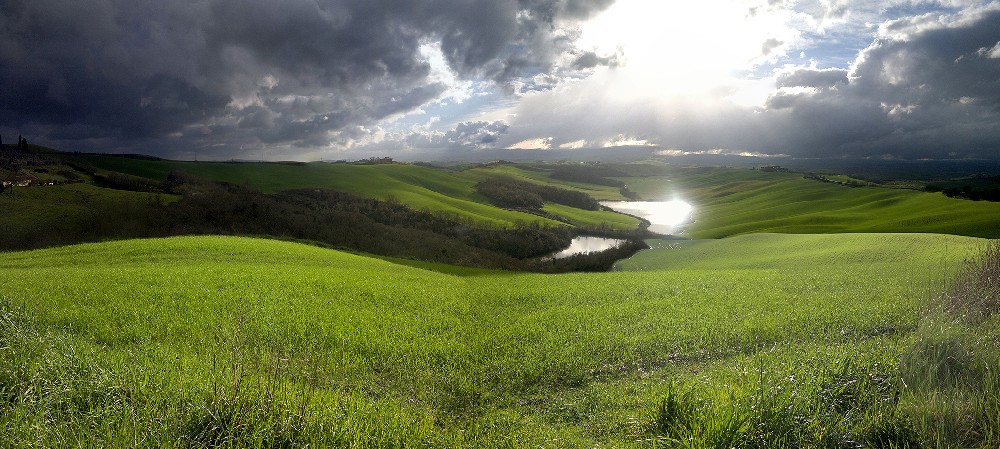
[941,242,1000,320]
[475,178,544,209]
[896,240,1000,448]
[93,171,164,192]
[476,176,600,210]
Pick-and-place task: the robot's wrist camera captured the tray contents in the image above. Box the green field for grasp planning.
[0,182,175,249]
[3,234,997,447]
[464,165,627,201]
[55,156,642,230]
[618,168,1000,238]
[54,155,1000,239]
[5,153,1000,446]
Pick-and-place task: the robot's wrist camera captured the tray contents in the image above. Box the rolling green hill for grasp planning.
[3,234,995,447]
[619,167,1000,238]
[54,155,641,230]
[0,182,176,249]
[6,148,1000,446]
[619,232,978,272]
[40,153,1000,239]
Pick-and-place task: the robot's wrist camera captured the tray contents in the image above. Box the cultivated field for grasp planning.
[4,153,1000,446]
[617,167,1000,238]
[54,155,640,230]
[2,233,997,447]
[50,155,1000,239]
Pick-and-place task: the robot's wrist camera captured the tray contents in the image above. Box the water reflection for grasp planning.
[549,236,627,259]
[601,200,694,235]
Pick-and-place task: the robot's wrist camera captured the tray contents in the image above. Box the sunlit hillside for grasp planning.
[3,234,997,447]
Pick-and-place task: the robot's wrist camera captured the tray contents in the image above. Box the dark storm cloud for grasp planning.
[757,7,1000,159]
[405,120,510,150]
[775,69,849,88]
[0,0,615,157]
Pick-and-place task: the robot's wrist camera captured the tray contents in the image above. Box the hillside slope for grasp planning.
[54,154,641,230]
[1,234,991,447]
[620,167,1000,238]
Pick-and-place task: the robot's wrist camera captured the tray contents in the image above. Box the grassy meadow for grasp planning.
[617,167,1000,238]
[0,182,175,249]
[51,154,1000,239]
[55,155,640,230]
[4,152,1000,446]
[3,233,998,447]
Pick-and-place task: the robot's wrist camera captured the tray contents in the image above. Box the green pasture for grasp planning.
[50,155,1000,238]
[58,156,642,229]
[618,167,1000,238]
[543,203,642,229]
[465,165,627,201]
[0,183,175,249]
[2,233,994,447]
[620,233,976,272]
[60,156,550,226]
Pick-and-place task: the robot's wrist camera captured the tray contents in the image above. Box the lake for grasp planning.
[548,236,628,259]
[548,200,694,258]
[601,200,694,235]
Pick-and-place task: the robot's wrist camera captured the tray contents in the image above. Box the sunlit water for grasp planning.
[549,236,628,259]
[601,200,694,235]
[546,200,694,258]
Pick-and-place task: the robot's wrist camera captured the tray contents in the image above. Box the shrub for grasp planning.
[896,240,1000,448]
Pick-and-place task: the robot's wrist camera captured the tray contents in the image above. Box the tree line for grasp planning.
[5,169,648,272]
[476,176,600,211]
[925,180,1000,202]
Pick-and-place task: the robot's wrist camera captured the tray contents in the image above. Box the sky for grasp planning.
[2,0,1000,161]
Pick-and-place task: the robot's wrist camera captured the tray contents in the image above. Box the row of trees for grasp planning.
[803,173,873,187]
[0,134,30,151]
[8,169,648,272]
[926,184,1000,202]
[476,176,600,211]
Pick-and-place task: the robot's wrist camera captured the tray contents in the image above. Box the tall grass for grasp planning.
[896,240,1000,449]
[0,299,444,448]
[939,242,1000,321]
[643,353,912,448]
[0,234,995,447]
[639,241,1000,449]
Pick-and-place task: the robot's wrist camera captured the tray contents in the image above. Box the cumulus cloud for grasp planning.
[572,50,622,69]
[775,68,849,88]
[767,5,1000,159]
[0,0,616,158]
[403,120,510,151]
[765,5,1000,158]
[977,41,1000,58]
[761,38,784,56]
[503,4,1000,160]
[446,120,511,147]
[4,0,999,161]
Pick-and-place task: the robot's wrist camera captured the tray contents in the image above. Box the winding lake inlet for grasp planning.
[548,236,628,259]
[601,200,694,235]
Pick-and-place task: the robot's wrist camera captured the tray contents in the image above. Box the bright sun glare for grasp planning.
[649,199,693,226]
[577,0,792,101]
[603,200,694,232]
